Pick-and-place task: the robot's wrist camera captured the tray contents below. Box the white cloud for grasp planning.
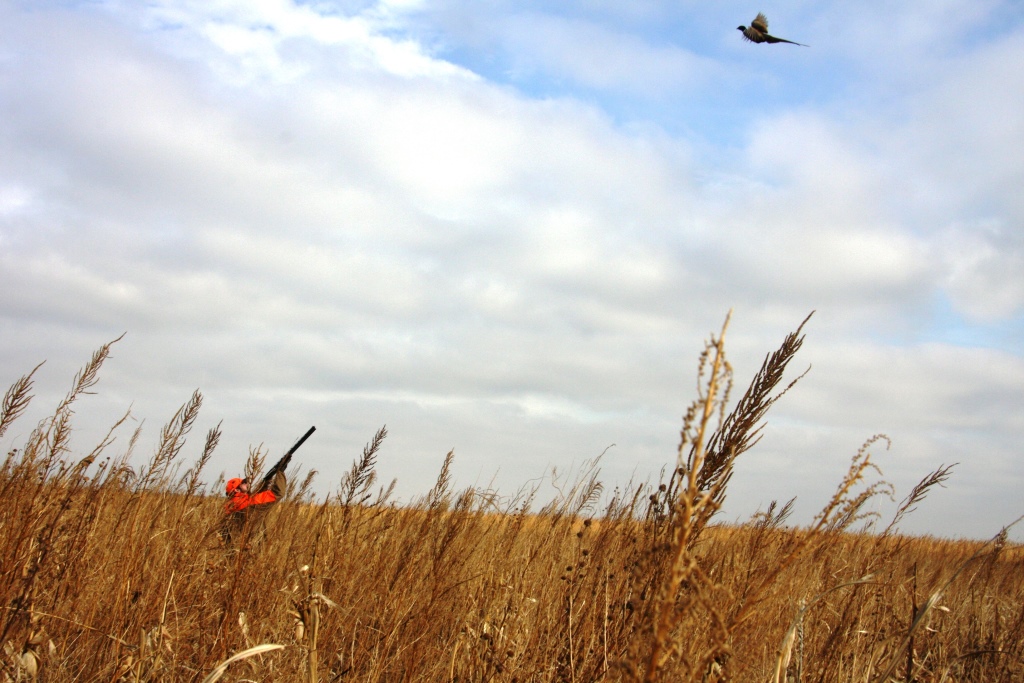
[941,222,1024,320]
[136,0,473,81]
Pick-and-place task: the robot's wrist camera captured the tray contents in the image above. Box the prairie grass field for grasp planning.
[2,317,1022,682]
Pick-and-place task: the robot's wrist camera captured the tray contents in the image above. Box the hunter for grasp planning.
[220,471,287,546]
[219,426,314,547]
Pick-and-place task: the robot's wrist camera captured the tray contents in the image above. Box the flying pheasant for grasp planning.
[737,13,808,46]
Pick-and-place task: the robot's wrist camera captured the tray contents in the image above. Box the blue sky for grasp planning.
[1,0,1023,539]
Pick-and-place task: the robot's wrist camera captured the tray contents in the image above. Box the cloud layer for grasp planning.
[1,0,1022,539]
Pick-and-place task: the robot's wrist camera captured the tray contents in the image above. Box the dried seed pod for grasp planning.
[21,650,38,678]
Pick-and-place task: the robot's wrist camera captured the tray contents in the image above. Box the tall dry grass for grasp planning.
[1,315,1022,682]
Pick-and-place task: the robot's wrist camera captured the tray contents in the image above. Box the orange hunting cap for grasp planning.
[226,477,244,494]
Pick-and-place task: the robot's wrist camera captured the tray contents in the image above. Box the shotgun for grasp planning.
[256,425,316,493]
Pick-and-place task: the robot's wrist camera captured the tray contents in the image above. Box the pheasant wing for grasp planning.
[742,27,766,43]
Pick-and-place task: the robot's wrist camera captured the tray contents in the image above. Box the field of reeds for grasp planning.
[2,314,1022,682]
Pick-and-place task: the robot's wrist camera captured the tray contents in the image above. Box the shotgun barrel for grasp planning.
[257,425,316,492]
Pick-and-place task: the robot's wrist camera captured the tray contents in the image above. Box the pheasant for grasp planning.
[738,13,808,46]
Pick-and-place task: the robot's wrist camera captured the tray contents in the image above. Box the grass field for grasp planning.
[2,316,1022,682]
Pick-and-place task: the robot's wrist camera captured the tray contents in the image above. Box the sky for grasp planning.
[1,0,1022,540]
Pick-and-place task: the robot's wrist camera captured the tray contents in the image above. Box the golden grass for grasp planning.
[2,316,1022,682]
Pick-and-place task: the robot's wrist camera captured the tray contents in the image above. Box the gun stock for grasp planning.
[257,425,316,492]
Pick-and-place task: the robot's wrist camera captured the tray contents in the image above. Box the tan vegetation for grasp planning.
[2,315,1022,682]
